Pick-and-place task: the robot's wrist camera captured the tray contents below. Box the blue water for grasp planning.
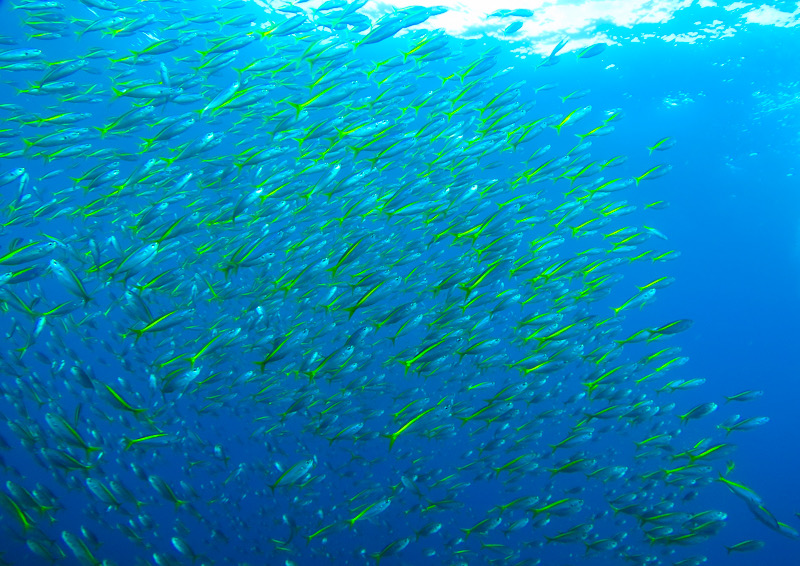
[0,1,798,565]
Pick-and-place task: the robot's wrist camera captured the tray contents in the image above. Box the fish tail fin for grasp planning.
[346,144,363,160]
[286,101,303,119]
[380,432,398,452]
[438,73,454,86]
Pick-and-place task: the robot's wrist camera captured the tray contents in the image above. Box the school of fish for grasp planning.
[0,0,787,565]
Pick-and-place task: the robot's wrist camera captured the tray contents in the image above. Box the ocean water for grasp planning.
[0,1,798,565]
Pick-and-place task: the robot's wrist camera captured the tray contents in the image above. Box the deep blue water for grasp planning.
[0,1,798,565]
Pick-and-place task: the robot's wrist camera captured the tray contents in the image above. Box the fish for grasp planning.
[577,42,607,59]
[719,415,769,435]
[370,536,411,566]
[647,136,677,155]
[348,496,391,527]
[270,458,315,492]
[725,390,764,402]
[725,539,765,553]
[0,1,774,565]
[679,402,718,423]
